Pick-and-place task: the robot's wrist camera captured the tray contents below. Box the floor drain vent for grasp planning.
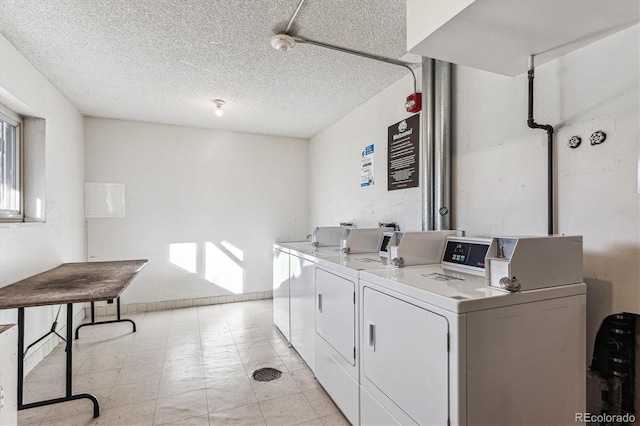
[253,367,282,382]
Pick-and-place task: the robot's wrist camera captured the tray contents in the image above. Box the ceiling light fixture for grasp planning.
[271,34,296,52]
[213,99,225,117]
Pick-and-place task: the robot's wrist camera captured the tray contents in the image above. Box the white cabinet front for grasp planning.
[315,268,356,365]
[290,253,315,371]
[362,287,449,426]
[0,325,17,426]
[272,247,290,342]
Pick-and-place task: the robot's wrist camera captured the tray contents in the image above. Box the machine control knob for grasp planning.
[342,247,351,254]
[499,276,521,292]
[606,337,624,352]
[392,257,405,267]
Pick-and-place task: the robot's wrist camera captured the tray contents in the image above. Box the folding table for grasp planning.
[0,259,147,418]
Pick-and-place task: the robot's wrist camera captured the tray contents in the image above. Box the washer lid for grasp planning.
[360,264,586,313]
[314,252,392,277]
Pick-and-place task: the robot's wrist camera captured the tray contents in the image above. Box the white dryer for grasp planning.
[314,230,457,425]
[273,239,343,354]
[274,227,386,373]
[358,236,586,426]
[314,253,390,425]
[287,242,343,371]
[273,242,291,342]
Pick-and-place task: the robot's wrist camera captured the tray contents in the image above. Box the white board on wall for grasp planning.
[85,183,126,218]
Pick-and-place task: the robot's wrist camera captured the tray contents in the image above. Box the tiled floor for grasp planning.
[18,300,349,426]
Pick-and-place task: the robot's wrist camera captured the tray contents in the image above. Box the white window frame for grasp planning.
[0,103,23,221]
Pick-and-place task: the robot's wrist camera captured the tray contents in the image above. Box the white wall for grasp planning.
[454,24,640,355]
[0,35,85,366]
[310,71,424,230]
[310,23,639,404]
[84,118,309,304]
[454,24,639,412]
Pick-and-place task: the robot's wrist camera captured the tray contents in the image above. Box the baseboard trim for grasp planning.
[84,291,274,317]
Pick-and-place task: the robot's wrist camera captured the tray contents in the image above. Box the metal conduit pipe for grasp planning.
[527,55,555,235]
[434,61,451,231]
[294,37,419,94]
[421,57,435,231]
[284,0,306,35]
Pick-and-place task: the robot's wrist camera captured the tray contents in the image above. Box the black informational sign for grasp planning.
[388,114,420,191]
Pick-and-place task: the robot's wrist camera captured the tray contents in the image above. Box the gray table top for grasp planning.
[0,260,148,310]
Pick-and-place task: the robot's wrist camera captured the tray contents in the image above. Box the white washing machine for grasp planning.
[273,226,380,373]
[273,243,291,342]
[313,230,457,425]
[273,241,342,348]
[287,242,343,372]
[314,253,389,425]
[358,236,587,426]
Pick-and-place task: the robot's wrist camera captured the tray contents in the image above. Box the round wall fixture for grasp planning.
[568,136,581,149]
[590,131,607,145]
[271,34,296,52]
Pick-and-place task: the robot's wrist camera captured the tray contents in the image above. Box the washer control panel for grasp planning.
[441,237,491,274]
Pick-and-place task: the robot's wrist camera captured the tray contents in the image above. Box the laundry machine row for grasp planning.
[274,228,457,424]
[273,226,391,374]
[274,230,586,425]
[359,235,586,426]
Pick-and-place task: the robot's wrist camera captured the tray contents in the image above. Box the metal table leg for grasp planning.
[74,297,136,339]
[23,305,66,358]
[18,304,100,417]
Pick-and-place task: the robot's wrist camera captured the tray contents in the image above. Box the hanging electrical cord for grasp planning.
[527,55,555,236]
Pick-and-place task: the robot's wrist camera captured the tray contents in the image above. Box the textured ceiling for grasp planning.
[0,0,412,139]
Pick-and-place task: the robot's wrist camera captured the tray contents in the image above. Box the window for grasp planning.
[0,104,22,221]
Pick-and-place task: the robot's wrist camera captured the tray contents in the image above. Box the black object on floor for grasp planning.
[253,367,282,382]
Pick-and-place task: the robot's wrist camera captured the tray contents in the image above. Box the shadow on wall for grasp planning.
[168,240,244,294]
[553,52,639,128]
[585,276,613,336]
